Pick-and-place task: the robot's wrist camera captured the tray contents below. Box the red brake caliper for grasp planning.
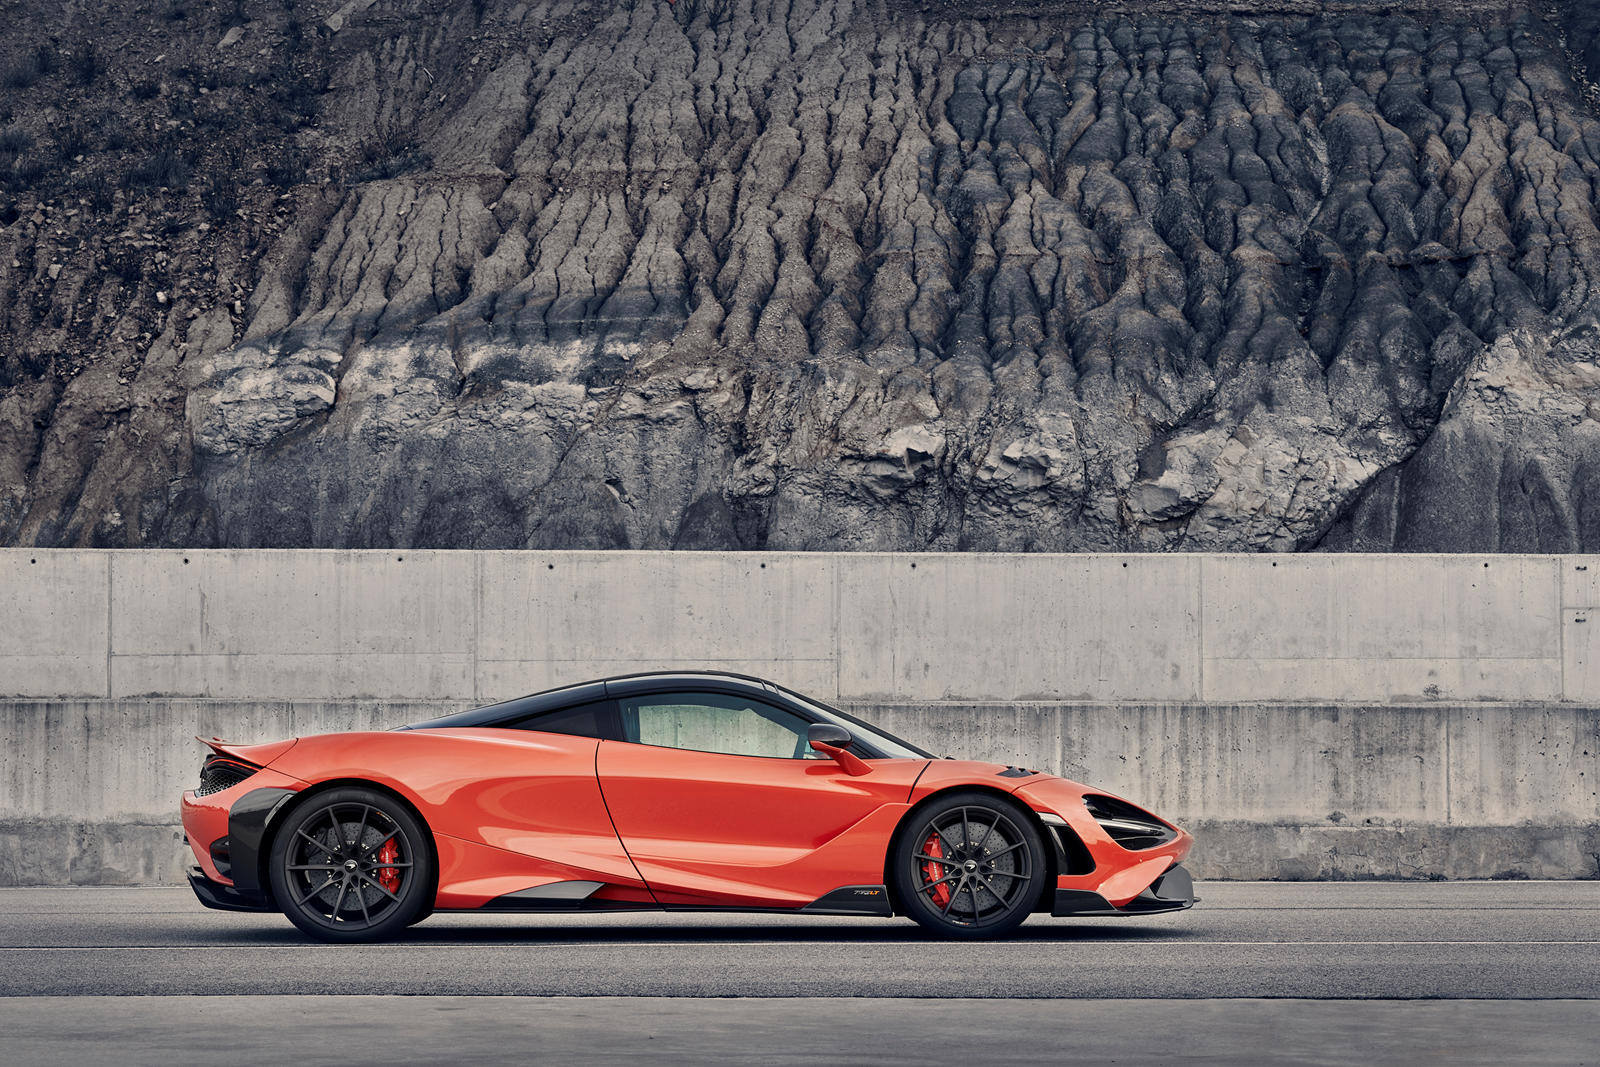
[921,832,951,907]
[376,839,401,893]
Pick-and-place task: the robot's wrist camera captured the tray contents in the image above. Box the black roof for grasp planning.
[396,670,781,731]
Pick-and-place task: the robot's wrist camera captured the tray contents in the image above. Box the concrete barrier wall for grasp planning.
[2,549,1596,703]
[2,550,1597,884]
[2,696,1594,884]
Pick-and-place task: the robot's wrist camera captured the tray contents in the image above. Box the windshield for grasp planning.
[773,684,936,759]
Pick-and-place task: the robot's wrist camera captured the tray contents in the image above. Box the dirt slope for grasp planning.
[4,0,1600,550]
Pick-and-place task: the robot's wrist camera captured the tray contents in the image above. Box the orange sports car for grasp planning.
[181,671,1195,942]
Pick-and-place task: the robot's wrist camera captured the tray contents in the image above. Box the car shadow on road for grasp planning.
[205,919,1202,946]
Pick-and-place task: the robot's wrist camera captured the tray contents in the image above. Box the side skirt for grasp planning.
[477,880,660,913]
[461,882,895,917]
[799,885,893,917]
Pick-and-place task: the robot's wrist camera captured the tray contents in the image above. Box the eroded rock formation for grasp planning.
[5,0,1600,550]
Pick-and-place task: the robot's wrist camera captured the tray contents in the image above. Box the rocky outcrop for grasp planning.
[1322,320,1600,549]
[5,0,1600,550]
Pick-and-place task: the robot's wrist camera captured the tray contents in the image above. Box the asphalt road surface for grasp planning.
[3,882,1597,1065]
[2,881,1596,998]
[6,996,1597,1066]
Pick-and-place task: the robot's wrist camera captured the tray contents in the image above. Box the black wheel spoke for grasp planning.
[296,874,338,907]
[353,805,371,851]
[297,828,339,858]
[367,828,400,854]
[984,840,1025,860]
[356,881,372,925]
[360,874,402,903]
[974,818,998,854]
[977,872,1010,905]
[981,868,1026,880]
[961,808,971,855]
[940,879,966,917]
[914,852,957,866]
[331,878,350,920]
[286,864,339,871]
[367,862,412,870]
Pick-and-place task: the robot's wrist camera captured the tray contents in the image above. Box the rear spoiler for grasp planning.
[196,736,298,766]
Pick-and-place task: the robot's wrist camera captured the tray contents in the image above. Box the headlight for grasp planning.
[1083,794,1176,850]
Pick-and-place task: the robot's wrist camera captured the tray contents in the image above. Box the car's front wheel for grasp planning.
[891,791,1048,938]
[268,787,433,943]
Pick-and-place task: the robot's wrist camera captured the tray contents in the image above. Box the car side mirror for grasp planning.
[808,723,870,776]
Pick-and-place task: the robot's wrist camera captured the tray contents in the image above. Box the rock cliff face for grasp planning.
[5,0,1600,550]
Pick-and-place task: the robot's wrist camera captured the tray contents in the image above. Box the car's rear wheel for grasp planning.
[891,791,1047,939]
[268,787,433,943]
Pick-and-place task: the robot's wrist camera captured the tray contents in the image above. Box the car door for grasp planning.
[595,688,927,908]
[422,699,655,906]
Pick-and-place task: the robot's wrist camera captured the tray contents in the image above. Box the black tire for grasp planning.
[268,787,434,943]
[891,791,1047,939]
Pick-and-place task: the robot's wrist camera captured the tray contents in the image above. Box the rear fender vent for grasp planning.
[195,756,258,798]
[209,836,232,878]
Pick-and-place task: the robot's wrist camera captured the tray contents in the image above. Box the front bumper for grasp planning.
[1052,863,1197,916]
[188,866,274,912]
[1012,777,1194,909]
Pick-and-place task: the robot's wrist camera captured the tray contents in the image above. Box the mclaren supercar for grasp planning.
[182,671,1195,941]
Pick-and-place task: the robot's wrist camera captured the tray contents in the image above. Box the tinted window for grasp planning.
[511,700,611,739]
[618,691,815,759]
[773,687,935,759]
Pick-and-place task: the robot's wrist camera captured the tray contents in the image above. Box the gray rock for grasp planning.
[7,1,1600,552]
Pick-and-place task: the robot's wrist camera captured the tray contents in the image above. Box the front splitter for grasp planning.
[1052,863,1197,916]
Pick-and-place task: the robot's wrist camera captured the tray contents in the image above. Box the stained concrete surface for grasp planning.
[2,550,1591,704]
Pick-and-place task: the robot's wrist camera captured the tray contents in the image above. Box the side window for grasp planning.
[618,691,814,759]
[510,700,613,739]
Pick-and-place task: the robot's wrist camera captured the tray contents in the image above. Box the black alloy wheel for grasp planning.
[891,791,1047,938]
[268,787,433,942]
